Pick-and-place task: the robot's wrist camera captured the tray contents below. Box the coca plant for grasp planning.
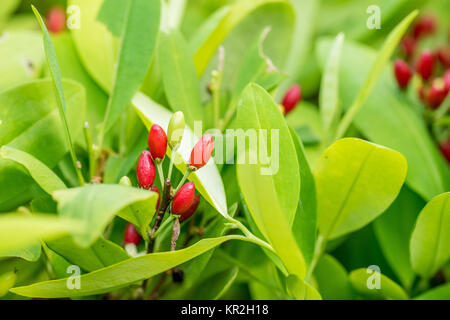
[0,0,449,302]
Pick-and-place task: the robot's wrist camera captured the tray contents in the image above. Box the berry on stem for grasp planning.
[148,124,167,161]
[167,111,185,149]
[124,223,141,246]
[151,185,161,211]
[180,194,200,222]
[437,47,450,68]
[172,182,195,215]
[281,84,302,115]
[137,150,156,189]
[413,15,437,39]
[394,59,412,90]
[416,50,435,81]
[427,78,447,109]
[443,69,450,93]
[400,36,416,59]
[190,134,214,169]
[46,6,66,34]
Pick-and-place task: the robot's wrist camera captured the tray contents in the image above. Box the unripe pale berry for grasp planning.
[119,176,132,187]
[124,223,141,246]
[180,194,200,222]
[426,78,447,109]
[172,182,195,215]
[167,111,185,149]
[416,50,434,81]
[150,185,161,211]
[190,134,214,169]
[137,150,156,189]
[413,15,437,39]
[148,124,167,160]
[47,6,66,34]
[394,60,412,90]
[282,84,302,115]
[440,140,450,163]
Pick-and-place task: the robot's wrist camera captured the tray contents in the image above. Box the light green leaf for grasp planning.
[314,254,354,300]
[11,235,247,298]
[319,32,344,137]
[316,38,450,201]
[132,92,228,218]
[1,146,67,195]
[373,186,424,289]
[53,184,158,247]
[334,10,418,139]
[159,30,203,128]
[0,31,45,91]
[47,236,129,272]
[0,242,41,262]
[314,138,407,240]
[415,283,450,300]
[410,192,450,279]
[0,79,85,211]
[290,127,317,267]
[0,214,82,257]
[349,268,408,300]
[236,83,304,277]
[97,0,161,133]
[286,275,322,300]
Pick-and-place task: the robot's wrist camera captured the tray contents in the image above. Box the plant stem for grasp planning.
[151,215,175,239]
[148,179,172,252]
[174,167,193,194]
[227,217,274,253]
[83,122,96,181]
[170,217,181,251]
[305,234,326,283]
[167,146,178,182]
[156,161,165,193]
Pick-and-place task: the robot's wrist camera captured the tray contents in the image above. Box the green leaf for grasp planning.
[0,79,85,211]
[286,274,322,300]
[236,84,305,277]
[132,92,228,218]
[188,266,239,300]
[373,186,424,289]
[11,235,247,298]
[314,138,407,240]
[46,236,129,272]
[410,192,450,279]
[414,283,450,300]
[334,10,418,139]
[314,254,354,300]
[349,268,408,300]
[193,0,290,76]
[290,127,317,267]
[0,214,82,257]
[0,31,45,91]
[1,146,67,195]
[316,39,450,201]
[32,6,84,186]
[159,30,203,128]
[97,0,161,133]
[319,32,344,138]
[0,242,41,262]
[53,184,158,247]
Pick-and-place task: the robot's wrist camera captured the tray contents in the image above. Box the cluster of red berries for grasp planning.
[281,84,302,115]
[123,112,214,247]
[393,14,450,163]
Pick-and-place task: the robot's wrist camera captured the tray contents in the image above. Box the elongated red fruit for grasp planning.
[444,69,450,93]
[148,124,167,160]
[416,50,434,81]
[172,182,195,215]
[413,15,437,39]
[282,84,302,114]
[124,223,141,246]
[440,140,450,163]
[394,60,412,90]
[150,186,161,211]
[180,194,200,222]
[47,6,66,34]
[190,134,214,169]
[137,150,155,189]
[437,47,450,68]
[427,78,447,109]
[400,36,416,58]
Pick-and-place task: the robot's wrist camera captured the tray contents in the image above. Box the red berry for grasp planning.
[426,78,447,109]
[136,150,155,189]
[394,60,412,90]
[150,186,160,211]
[416,50,434,81]
[46,6,66,34]
[180,194,200,222]
[413,15,437,39]
[444,70,450,92]
[440,140,450,163]
[400,36,416,58]
[148,124,167,160]
[282,84,302,114]
[190,134,214,169]
[172,182,195,215]
[437,47,450,68]
[124,223,141,246]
